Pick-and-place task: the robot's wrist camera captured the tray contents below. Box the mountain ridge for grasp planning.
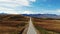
[22,14,60,19]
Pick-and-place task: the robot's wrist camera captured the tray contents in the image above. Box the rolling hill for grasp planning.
[0,14,29,34]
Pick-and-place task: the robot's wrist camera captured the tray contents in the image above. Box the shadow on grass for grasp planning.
[35,25,60,34]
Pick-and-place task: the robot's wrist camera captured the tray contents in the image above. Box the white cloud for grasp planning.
[0,0,36,14]
[0,0,36,7]
[57,9,60,12]
[22,11,34,14]
[29,0,36,2]
[39,9,60,15]
[4,11,18,14]
[0,7,18,14]
[0,7,34,14]
[0,3,18,8]
[22,11,45,14]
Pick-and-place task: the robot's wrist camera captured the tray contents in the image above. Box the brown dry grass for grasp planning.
[33,18,60,32]
[0,14,29,34]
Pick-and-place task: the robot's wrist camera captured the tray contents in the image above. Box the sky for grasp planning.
[0,0,60,15]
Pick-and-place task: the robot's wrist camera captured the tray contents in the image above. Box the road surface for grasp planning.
[27,17,37,34]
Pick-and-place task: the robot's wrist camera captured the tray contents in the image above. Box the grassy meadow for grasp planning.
[0,14,29,34]
[32,18,60,34]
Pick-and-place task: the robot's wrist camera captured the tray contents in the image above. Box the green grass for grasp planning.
[35,25,49,34]
[35,25,60,34]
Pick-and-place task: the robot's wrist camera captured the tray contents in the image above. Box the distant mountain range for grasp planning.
[0,13,60,19]
[22,14,60,19]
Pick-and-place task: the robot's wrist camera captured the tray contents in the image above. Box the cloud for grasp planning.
[23,11,34,14]
[22,11,45,14]
[0,7,18,14]
[57,9,60,12]
[0,0,36,14]
[0,7,34,14]
[0,0,36,7]
[29,0,36,2]
[39,9,60,15]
